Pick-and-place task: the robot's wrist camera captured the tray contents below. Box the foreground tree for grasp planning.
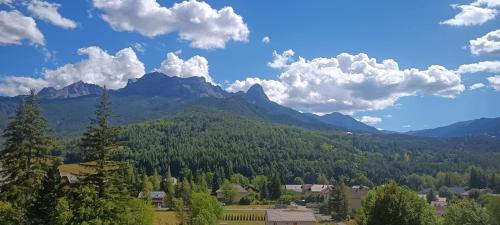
[356,181,437,225]
[190,192,223,225]
[80,89,121,197]
[329,181,349,221]
[221,180,239,204]
[443,199,489,225]
[0,90,53,221]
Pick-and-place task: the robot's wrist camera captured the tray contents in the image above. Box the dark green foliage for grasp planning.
[268,173,282,200]
[27,161,62,225]
[80,89,122,197]
[426,189,437,204]
[0,90,53,221]
[329,181,349,221]
[356,181,437,225]
[112,109,500,188]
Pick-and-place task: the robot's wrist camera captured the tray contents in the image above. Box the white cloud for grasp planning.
[132,42,145,53]
[27,0,77,29]
[226,77,288,103]
[0,46,145,96]
[469,82,485,90]
[158,52,213,83]
[0,0,12,5]
[359,116,382,125]
[0,10,45,45]
[470,29,500,55]
[229,50,465,114]
[92,0,249,49]
[441,4,497,26]
[472,0,500,8]
[457,61,500,74]
[402,125,411,128]
[488,75,500,90]
[268,49,295,69]
[262,36,270,44]
[0,76,49,96]
[385,114,393,118]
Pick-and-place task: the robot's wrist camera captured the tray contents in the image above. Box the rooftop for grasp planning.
[266,209,316,222]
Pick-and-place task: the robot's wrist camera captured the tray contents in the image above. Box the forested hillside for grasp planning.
[81,109,500,186]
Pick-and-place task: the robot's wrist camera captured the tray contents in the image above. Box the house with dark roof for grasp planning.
[138,191,166,208]
[265,209,316,225]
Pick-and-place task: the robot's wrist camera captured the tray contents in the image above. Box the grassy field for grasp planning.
[154,211,177,225]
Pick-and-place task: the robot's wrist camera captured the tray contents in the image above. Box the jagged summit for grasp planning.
[38,81,103,100]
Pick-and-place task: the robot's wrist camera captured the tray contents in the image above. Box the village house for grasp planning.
[348,185,369,209]
[60,172,80,185]
[216,184,249,203]
[431,197,448,215]
[138,191,166,209]
[302,184,333,198]
[265,209,316,225]
[284,185,303,193]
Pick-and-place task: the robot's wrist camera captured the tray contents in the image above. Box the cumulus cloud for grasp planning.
[0,76,49,96]
[457,61,500,74]
[469,82,485,90]
[472,0,500,8]
[359,116,382,125]
[226,77,288,103]
[0,46,145,96]
[470,29,500,55]
[92,0,249,49]
[488,75,500,90]
[0,10,45,45]
[262,36,270,44]
[441,4,497,26]
[158,52,213,83]
[27,0,77,29]
[268,49,295,69]
[228,50,465,114]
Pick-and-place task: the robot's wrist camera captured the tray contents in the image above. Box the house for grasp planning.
[216,184,249,203]
[431,197,447,215]
[284,185,303,193]
[138,191,166,208]
[60,172,79,185]
[348,185,369,209]
[265,209,316,225]
[448,187,469,197]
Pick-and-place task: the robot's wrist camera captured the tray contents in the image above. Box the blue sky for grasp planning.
[1,0,499,132]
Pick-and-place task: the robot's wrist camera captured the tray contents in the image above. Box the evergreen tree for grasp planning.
[27,160,63,225]
[426,189,437,204]
[329,181,349,221]
[151,169,161,191]
[0,90,53,219]
[80,89,121,197]
[268,173,282,200]
[211,171,220,195]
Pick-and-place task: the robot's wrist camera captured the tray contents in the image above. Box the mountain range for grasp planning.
[0,72,499,139]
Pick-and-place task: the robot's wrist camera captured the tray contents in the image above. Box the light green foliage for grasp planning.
[173,198,188,224]
[53,198,72,225]
[230,173,250,186]
[190,192,223,225]
[221,180,239,204]
[151,169,161,191]
[486,196,500,225]
[118,198,155,225]
[443,199,489,225]
[0,201,21,225]
[356,181,437,225]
